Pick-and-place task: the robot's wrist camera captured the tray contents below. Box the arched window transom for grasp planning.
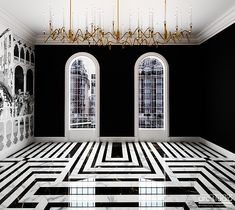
[15,66,24,94]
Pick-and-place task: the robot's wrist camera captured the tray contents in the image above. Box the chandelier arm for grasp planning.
[133,37,141,45]
[50,29,60,40]
[143,27,152,35]
[124,37,134,46]
[44,0,192,45]
[137,29,150,39]
[119,31,132,40]
[73,29,84,42]
[132,27,140,35]
[104,31,117,40]
[152,38,159,47]
[154,32,165,42]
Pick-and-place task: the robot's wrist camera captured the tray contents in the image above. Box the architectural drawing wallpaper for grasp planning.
[0,28,34,153]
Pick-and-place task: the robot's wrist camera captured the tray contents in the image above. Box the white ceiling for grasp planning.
[0,0,235,43]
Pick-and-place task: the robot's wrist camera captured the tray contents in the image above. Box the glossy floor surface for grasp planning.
[0,141,235,209]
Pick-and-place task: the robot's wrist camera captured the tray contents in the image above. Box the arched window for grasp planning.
[65,53,100,141]
[26,50,30,63]
[14,45,19,58]
[26,69,33,95]
[20,48,24,60]
[15,66,24,94]
[135,53,169,140]
[31,52,35,63]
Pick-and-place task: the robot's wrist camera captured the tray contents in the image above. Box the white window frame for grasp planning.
[134,52,169,141]
[65,52,100,141]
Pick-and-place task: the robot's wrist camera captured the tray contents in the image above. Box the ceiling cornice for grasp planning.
[196,5,235,44]
[1,3,233,46]
[35,4,235,46]
[0,7,36,45]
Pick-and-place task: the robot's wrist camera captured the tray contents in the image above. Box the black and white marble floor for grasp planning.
[0,141,235,209]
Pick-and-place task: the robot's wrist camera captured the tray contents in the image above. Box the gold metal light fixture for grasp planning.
[45,0,193,46]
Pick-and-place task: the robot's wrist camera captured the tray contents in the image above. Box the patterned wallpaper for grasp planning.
[0,28,34,154]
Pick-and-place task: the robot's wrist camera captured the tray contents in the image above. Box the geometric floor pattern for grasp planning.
[0,141,235,209]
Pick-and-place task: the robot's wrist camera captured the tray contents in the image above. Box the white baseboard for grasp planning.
[34,136,200,142]
[34,137,67,142]
[99,137,136,142]
[165,136,200,142]
[199,137,235,159]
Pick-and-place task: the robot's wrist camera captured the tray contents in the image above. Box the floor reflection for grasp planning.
[69,178,96,208]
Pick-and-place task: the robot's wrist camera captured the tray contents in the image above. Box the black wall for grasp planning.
[201,23,235,153]
[35,45,200,137]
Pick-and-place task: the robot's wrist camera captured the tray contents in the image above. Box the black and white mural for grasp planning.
[0,28,34,154]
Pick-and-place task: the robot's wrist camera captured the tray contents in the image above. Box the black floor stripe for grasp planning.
[7,143,36,158]
[193,142,218,158]
[179,178,222,202]
[8,178,56,208]
[175,142,194,158]
[152,143,168,158]
[65,143,81,158]
[169,142,185,157]
[102,143,132,163]
[206,162,235,188]
[189,142,210,158]
[145,142,171,181]
[40,143,59,158]
[216,161,235,176]
[57,142,72,158]
[95,178,139,181]
[0,161,18,175]
[32,143,53,158]
[174,170,235,205]
[91,142,102,167]
[161,143,177,158]
[199,142,227,158]
[35,186,198,195]
[102,142,108,162]
[14,143,41,158]
[26,143,48,158]
[79,142,96,173]
[195,202,226,208]
[63,142,89,181]
[182,142,201,158]
[111,142,123,158]
[49,142,66,158]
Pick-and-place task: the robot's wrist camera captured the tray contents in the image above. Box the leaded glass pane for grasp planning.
[139,57,164,128]
[70,56,96,129]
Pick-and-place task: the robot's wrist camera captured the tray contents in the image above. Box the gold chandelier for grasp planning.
[44,0,192,47]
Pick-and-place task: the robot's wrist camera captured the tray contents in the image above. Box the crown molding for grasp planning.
[0,7,36,44]
[196,5,235,44]
[1,3,233,46]
[35,5,235,46]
